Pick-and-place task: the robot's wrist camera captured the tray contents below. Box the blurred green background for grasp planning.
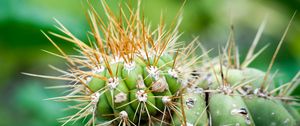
[0,0,299,125]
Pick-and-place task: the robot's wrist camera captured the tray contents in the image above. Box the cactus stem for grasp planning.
[116,99,138,110]
[25,0,300,125]
[147,100,164,114]
[194,105,209,126]
[230,108,251,125]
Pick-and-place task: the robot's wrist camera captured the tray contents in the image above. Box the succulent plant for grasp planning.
[25,0,300,126]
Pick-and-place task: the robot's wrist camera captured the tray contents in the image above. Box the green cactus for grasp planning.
[25,0,300,126]
[244,97,295,126]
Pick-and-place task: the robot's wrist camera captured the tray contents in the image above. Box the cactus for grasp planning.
[24,1,300,126]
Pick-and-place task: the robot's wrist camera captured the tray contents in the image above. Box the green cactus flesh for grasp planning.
[282,103,300,125]
[244,97,296,126]
[173,90,208,126]
[209,93,254,126]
